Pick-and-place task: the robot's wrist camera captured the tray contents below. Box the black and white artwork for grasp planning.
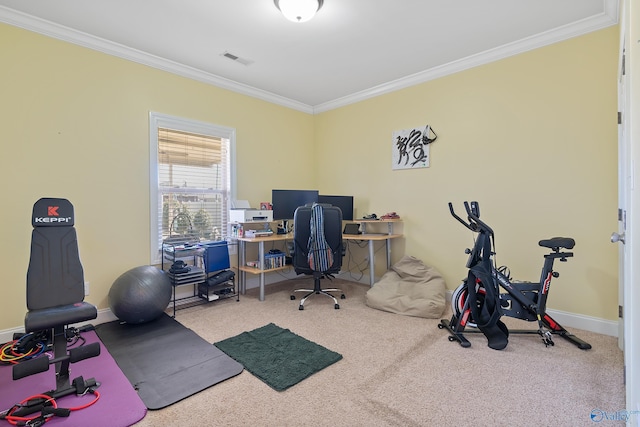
[392,125,437,170]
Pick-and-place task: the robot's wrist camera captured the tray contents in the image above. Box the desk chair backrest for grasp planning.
[293,204,343,275]
[27,198,85,310]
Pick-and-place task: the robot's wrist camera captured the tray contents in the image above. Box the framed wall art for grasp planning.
[392,125,437,170]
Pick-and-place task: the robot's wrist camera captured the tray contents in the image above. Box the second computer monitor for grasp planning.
[272,189,319,220]
[318,195,354,221]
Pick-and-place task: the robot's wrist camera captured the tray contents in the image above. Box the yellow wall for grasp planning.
[0,24,314,329]
[316,27,619,319]
[0,22,619,331]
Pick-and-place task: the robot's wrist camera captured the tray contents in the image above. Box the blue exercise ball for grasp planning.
[108,265,172,324]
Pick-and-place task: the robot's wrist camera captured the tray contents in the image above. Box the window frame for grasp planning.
[149,112,236,265]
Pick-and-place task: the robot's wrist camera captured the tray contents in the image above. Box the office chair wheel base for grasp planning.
[290,295,296,300]
[335,304,340,309]
[340,294,345,299]
[299,305,304,310]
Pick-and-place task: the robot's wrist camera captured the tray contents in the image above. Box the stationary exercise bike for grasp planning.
[438,201,591,350]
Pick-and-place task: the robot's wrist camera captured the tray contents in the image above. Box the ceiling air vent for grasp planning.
[221,51,254,66]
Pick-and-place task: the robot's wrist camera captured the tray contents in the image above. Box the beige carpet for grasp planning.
[132,278,625,427]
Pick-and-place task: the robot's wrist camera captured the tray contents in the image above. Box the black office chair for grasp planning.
[290,203,345,310]
[12,198,100,403]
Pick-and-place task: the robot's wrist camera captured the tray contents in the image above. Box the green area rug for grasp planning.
[214,323,342,391]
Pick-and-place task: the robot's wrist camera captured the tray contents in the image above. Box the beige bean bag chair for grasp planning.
[366,255,446,318]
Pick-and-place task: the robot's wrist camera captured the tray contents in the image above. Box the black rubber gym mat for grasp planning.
[95,313,243,410]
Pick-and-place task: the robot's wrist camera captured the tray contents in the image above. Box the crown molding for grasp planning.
[0,1,618,115]
[0,6,314,114]
[313,0,619,113]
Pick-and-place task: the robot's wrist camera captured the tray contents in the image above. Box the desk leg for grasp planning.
[385,238,392,270]
[386,223,393,270]
[239,240,246,295]
[258,241,265,301]
[368,240,375,287]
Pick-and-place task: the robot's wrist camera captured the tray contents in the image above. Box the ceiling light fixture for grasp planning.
[274,0,324,23]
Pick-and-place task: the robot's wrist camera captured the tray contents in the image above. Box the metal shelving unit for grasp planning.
[162,240,238,317]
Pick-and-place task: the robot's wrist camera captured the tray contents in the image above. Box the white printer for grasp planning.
[229,209,273,223]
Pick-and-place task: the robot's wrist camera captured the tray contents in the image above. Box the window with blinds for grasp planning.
[149,113,236,264]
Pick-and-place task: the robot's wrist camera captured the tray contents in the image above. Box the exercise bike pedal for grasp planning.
[539,330,555,347]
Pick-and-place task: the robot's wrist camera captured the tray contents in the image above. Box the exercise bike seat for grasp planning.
[538,237,575,250]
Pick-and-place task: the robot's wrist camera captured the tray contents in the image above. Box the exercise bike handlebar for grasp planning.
[449,201,494,236]
[448,202,474,231]
[464,201,494,236]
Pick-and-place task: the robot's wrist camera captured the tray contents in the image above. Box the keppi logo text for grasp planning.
[35,217,72,223]
[34,205,71,223]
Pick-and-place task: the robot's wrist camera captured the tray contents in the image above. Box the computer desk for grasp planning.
[237,233,292,301]
[237,219,402,300]
[343,219,403,287]
[343,234,402,286]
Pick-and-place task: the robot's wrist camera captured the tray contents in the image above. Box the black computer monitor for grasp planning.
[271,189,319,220]
[318,195,354,221]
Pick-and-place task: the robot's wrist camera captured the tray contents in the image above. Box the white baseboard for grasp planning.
[544,308,618,337]
[1,282,618,343]
[444,289,618,337]
[244,277,618,337]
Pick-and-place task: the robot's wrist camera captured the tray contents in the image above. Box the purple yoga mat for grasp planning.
[0,330,146,426]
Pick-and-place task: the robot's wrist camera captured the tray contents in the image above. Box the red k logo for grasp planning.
[48,206,59,216]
